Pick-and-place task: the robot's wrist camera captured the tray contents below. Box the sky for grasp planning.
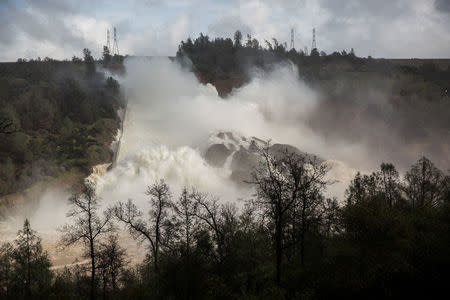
[0,0,449,61]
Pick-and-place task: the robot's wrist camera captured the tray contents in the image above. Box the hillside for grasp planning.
[0,59,125,203]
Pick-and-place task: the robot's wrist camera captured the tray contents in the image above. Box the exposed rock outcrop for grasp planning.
[204,131,320,186]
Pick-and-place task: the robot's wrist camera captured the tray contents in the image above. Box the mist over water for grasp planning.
[0,56,363,236]
[94,57,365,208]
[1,56,406,259]
[3,55,444,269]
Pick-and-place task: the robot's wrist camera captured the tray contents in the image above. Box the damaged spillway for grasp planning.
[87,104,127,184]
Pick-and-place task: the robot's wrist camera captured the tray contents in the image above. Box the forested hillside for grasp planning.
[0,52,124,197]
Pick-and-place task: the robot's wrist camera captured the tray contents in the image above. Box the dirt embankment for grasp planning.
[0,171,82,218]
[195,72,246,97]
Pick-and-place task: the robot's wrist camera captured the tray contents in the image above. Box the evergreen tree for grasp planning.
[12,219,52,298]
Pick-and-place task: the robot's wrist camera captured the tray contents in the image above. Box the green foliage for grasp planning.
[0,220,52,299]
[83,48,96,75]
[0,58,123,196]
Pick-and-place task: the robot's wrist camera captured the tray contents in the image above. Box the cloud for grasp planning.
[435,0,450,12]
[121,14,192,56]
[0,0,449,61]
[0,0,110,61]
[208,15,252,37]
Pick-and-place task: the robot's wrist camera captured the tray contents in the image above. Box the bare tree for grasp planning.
[249,144,330,286]
[61,182,113,300]
[191,191,232,266]
[172,187,200,257]
[113,179,171,273]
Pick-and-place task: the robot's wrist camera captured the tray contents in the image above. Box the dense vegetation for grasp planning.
[1,148,449,299]
[0,50,124,197]
[177,30,450,90]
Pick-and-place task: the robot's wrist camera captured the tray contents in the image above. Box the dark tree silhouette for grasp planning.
[234,30,243,48]
[113,179,172,273]
[404,156,444,208]
[97,234,126,298]
[249,143,330,285]
[12,219,52,298]
[61,182,113,300]
[83,48,96,75]
[102,46,111,66]
[0,243,13,298]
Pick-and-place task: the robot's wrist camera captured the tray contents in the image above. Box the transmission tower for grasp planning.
[106,29,111,51]
[290,28,295,50]
[311,28,317,50]
[112,27,119,55]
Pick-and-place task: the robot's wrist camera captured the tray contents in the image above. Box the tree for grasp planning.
[380,163,401,207]
[61,182,114,300]
[310,48,320,57]
[347,163,402,208]
[12,219,52,298]
[0,243,14,298]
[249,144,330,285]
[113,179,172,274]
[251,38,260,49]
[72,56,82,64]
[102,46,111,65]
[172,187,200,258]
[83,48,96,75]
[245,34,253,48]
[404,157,444,208]
[97,234,126,298]
[234,30,243,48]
[168,187,203,298]
[191,191,236,267]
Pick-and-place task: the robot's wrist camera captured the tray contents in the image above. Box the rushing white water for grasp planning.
[1,57,360,266]
[93,57,357,208]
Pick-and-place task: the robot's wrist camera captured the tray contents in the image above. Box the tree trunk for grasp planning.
[275,214,282,286]
[88,204,96,300]
[300,198,307,266]
[90,239,96,300]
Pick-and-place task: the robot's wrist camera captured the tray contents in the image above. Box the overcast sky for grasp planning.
[0,0,449,61]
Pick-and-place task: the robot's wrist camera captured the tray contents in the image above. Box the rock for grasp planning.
[269,143,321,161]
[230,149,261,185]
[204,144,232,167]
[204,131,321,186]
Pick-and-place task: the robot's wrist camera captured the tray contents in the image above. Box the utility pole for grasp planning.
[311,28,317,50]
[106,29,111,52]
[112,27,119,55]
[290,28,295,50]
